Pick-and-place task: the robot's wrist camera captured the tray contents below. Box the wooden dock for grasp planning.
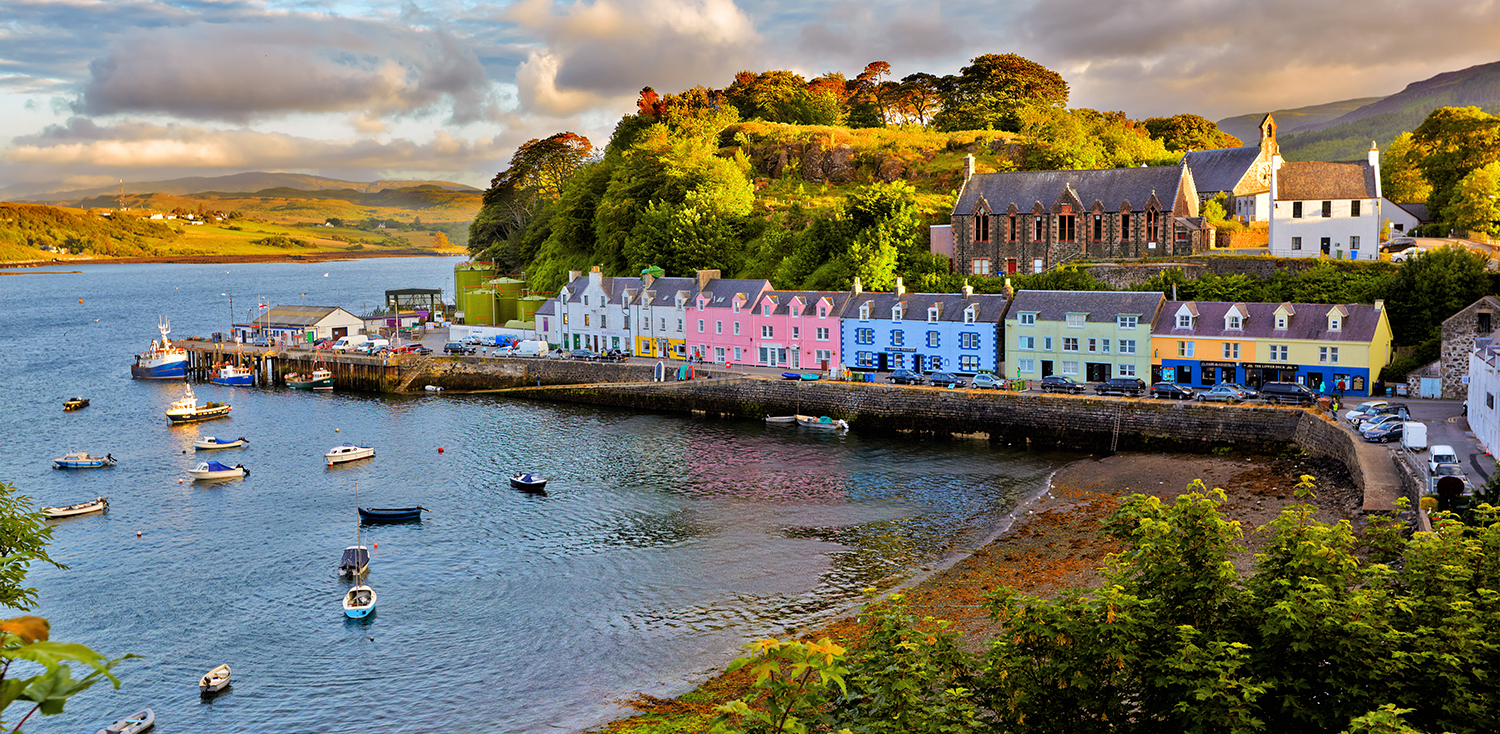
[177,338,409,392]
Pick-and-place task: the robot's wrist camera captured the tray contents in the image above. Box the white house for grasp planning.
[1467,336,1500,456]
[235,305,364,344]
[1268,145,1383,261]
[556,268,642,354]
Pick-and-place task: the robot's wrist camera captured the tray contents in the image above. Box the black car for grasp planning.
[443,341,475,355]
[1040,375,1085,394]
[569,348,598,361]
[887,369,926,385]
[1095,377,1147,397]
[1362,421,1404,443]
[927,372,967,388]
[1259,382,1317,405]
[1150,382,1195,400]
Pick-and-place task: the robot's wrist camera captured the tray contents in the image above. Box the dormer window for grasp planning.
[1177,314,1192,328]
[859,303,871,320]
[1276,316,1287,329]
[1066,313,1084,328]
[892,305,904,322]
[818,307,827,318]
[1019,312,1036,326]
[1329,316,1341,331]
[1227,315,1241,330]
[964,306,977,324]
[763,304,772,317]
[928,307,939,323]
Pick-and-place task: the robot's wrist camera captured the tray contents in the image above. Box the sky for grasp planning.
[3,0,1500,195]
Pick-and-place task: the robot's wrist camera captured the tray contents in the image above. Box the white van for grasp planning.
[511,340,549,358]
[1429,445,1459,474]
[331,335,369,352]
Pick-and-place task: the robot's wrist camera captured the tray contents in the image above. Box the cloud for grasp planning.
[507,0,761,116]
[71,16,499,124]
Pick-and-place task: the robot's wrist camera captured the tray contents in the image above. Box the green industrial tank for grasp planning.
[489,277,524,323]
[460,288,496,326]
[516,295,546,325]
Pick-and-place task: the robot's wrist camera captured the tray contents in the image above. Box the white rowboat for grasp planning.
[199,663,231,694]
[43,497,108,518]
[96,708,154,734]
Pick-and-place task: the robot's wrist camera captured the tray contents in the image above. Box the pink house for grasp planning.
[749,290,852,371]
[687,278,770,365]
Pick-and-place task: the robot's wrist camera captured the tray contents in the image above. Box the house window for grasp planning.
[584,296,589,306]
[791,326,800,340]
[1092,214,1102,241]
[1017,358,1035,373]
[1019,335,1035,351]
[1033,215,1044,240]
[1227,315,1241,330]
[1489,393,1495,409]
[1066,313,1084,328]
[972,258,991,275]
[697,319,704,333]
[1118,315,1137,329]
[1223,343,1240,359]
[584,314,590,327]
[1121,212,1131,239]
[1061,360,1079,375]
[734,347,742,361]
[1177,340,1195,357]
[1330,317,1341,331]
[1292,201,1303,218]
[856,352,875,367]
[1177,314,1192,328]
[763,305,772,317]
[733,322,741,335]
[891,330,905,346]
[676,319,682,332]
[976,213,990,242]
[891,353,906,369]
[1351,200,1361,217]
[761,325,773,338]
[856,328,874,344]
[1019,313,1036,326]
[1062,337,1079,352]
[1033,259,1044,274]
[1291,236,1301,251]
[1119,339,1137,355]
[1271,345,1288,361]
[926,331,940,348]
[641,317,648,329]
[1009,214,1017,241]
[930,356,945,370]
[716,320,723,334]
[962,333,980,349]
[1059,214,1075,242]
[1320,346,1339,363]
[1322,200,1332,217]
[1147,209,1159,241]
[928,308,939,323]
[892,306,904,322]
[1118,363,1136,377]
[1043,336,1053,351]
[1087,338,1097,353]
[1350,236,1360,251]
[818,308,827,318]
[817,327,830,341]
[1275,316,1287,329]
[660,318,666,331]
[859,304,871,320]
[562,314,569,325]
[964,307,977,324]
[602,315,609,328]
[960,355,980,371]
[715,347,725,361]
[1101,338,1111,354]
[815,349,831,363]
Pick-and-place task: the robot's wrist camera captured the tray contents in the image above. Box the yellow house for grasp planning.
[1152,300,1393,396]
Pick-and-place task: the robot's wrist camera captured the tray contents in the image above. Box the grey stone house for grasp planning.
[949,161,1205,278]
[1439,295,1500,398]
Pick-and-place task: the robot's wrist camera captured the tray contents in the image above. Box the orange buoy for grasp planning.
[437,447,444,453]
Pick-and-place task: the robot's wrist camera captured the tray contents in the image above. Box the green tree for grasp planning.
[1449,161,1500,237]
[933,54,1069,132]
[777,182,921,291]
[1380,132,1431,204]
[888,73,942,127]
[1378,245,1494,344]
[0,482,64,611]
[1409,106,1500,224]
[1143,114,1243,151]
[1019,108,1175,170]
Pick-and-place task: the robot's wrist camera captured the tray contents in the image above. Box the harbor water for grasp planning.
[0,257,1076,733]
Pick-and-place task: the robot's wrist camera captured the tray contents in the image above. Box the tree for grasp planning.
[846,62,892,129]
[724,70,839,126]
[0,482,64,611]
[468,132,594,264]
[1378,245,1493,344]
[1018,107,1175,171]
[776,182,921,291]
[1381,132,1431,204]
[1409,106,1500,224]
[1449,161,1500,237]
[933,54,1068,132]
[1142,114,1242,151]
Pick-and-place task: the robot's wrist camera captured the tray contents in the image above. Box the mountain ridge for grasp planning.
[1,171,479,201]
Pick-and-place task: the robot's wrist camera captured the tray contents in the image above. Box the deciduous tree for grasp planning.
[933,54,1068,132]
[1142,114,1242,151]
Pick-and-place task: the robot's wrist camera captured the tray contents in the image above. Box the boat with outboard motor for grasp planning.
[325,443,375,466]
[194,436,248,450]
[64,397,90,411]
[199,663,231,695]
[42,496,108,518]
[53,451,116,469]
[795,414,849,430]
[165,385,231,424]
[187,461,247,480]
[131,318,188,380]
[510,472,547,494]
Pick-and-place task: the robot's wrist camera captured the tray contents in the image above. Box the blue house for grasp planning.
[839,279,1009,375]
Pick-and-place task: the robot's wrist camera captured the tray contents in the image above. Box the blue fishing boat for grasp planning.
[131,318,188,380]
[211,364,254,386]
[358,506,425,523]
[53,451,116,469]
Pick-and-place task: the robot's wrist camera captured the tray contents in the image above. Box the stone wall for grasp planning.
[1292,412,1366,492]
[1439,296,1500,399]
[398,357,725,391]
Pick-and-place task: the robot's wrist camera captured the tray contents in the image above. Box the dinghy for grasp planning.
[42,497,108,519]
[188,461,247,480]
[764,415,796,425]
[194,436,248,450]
[64,397,90,411]
[358,506,425,523]
[342,584,377,619]
[509,472,547,494]
[199,663,231,695]
[96,708,154,734]
[795,414,849,430]
[53,451,116,469]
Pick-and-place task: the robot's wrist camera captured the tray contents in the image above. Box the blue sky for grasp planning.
[3,0,1498,194]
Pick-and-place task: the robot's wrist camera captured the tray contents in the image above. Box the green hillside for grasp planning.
[1216,97,1383,144]
[2,171,477,201]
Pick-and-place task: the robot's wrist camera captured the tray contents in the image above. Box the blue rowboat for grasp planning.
[358,506,425,523]
[781,372,802,380]
[53,451,116,469]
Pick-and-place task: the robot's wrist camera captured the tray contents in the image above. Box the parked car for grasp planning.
[1429,445,1460,475]
[886,369,926,386]
[927,372,967,388]
[1357,413,1406,433]
[1040,375,1085,394]
[1150,382,1195,400]
[1362,421,1404,443]
[1095,377,1146,397]
[971,373,1003,390]
[443,342,475,355]
[1343,400,1391,424]
[569,348,598,361]
[1259,382,1318,406]
[1430,463,1470,496]
[1219,382,1259,399]
[1196,385,1246,403]
[462,336,483,346]
[1367,403,1410,421]
[251,337,270,347]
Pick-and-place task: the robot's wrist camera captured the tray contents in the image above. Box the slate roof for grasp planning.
[558,275,589,303]
[1156,301,1384,342]
[1395,202,1432,222]
[1182,147,1264,195]
[846,291,1010,324]
[534,299,555,316]
[638,277,698,307]
[1275,161,1378,200]
[1006,291,1164,323]
[261,306,358,327]
[953,165,1188,216]
[598,276,643,304]
[755,290,853,317]
[697,278,771,308]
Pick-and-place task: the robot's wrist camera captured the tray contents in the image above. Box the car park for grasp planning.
[1258,382,1318,406]
[1094,377,1146,397]
[927,372,967,388]
[1362,422,1403,443]
[1344,400,1390,424]
[1429,445,1459,474]
[1195,385,1246,403]
[887,369,926,385]
[443,342,475,355]
[971,374,1002,390]
[1357,413,1405,433]
[1040,375,1085,394]
[1150,382,1195,400]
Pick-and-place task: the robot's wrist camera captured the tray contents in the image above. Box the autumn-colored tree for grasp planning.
[887,73,942,126]
[846,61,891,128]
[933,54,1069,132]
[1450,161,1500,237]
[1142,114,1242,151]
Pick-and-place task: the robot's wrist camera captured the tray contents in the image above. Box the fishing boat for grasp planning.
[131,318,188,380]
[187,461,248,480]
[53,451,116,469]
[286,368,333,390]
[95,707,154,734]
[199,664,231,695]
[210,364,254,386]
[165,385,231,424]
[325,443,375,466]
[358,506,425,523]
[63,397,90,411]
[337,544,370,577]
[795,414,848,430]
[342,583,377,619]
[194,436,248,450]
[764,415,797,424]
[510,472,547,494]
[42,497,108,518]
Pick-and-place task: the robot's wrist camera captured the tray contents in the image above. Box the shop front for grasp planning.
[1243,363,1299,388]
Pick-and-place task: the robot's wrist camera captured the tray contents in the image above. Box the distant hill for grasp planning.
[1,172,479,201]
[1217,97,1384,144]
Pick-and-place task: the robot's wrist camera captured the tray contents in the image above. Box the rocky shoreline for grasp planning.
[598,450,1365,732]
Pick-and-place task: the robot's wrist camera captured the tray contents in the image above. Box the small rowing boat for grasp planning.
[95,707,154,734]
[199,663,231,695]
[510,472,547,494]
[43,496,108,518]
[53,451,116,469]
[358,506,425,523]
[795,414,848,430]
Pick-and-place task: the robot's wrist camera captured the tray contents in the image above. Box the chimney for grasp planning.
[894,277,905,298]
[1002,277,1013,300]
[696,269,720,291]
[851,277,862,297]
[642,271,655,288]
[964,154,975,182]
[1368,142,1381,200]
[589,267,603,288]
[1374,299,1384,312]
[1172,283,1178,301]
[568,270,583,282]
[961,281,973,298]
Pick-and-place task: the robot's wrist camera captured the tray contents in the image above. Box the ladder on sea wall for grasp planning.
[1110,413,1121,454]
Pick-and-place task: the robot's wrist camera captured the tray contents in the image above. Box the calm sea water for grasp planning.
[0,257,1073,733]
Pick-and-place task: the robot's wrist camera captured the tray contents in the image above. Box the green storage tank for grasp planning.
[460,288,497,326]
[489,277,525,324]
[517,295,545,325]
